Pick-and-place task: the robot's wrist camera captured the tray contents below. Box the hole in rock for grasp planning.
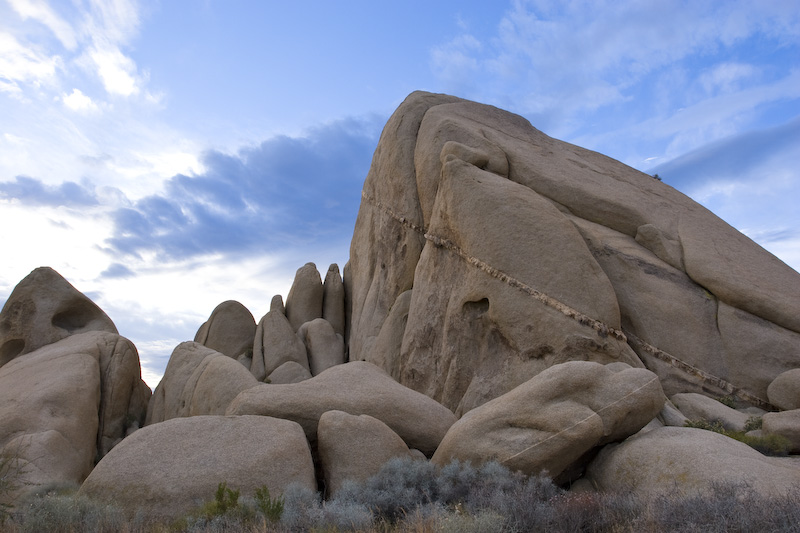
[0,338,25,366]
[51,300,97,333]
[462,298,490,319]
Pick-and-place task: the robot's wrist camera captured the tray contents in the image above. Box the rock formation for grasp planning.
[1,91,799,520]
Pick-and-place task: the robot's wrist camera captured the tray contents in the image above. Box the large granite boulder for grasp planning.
[322,264,346,338]
[431,361,664,480]
[586,426,800,498]
[79,415,316,522]
[670,392,750,432]
[146,342,259,424]
[297,318,345,376]
[762,409,800,453]
[317,410,414,498]
[193,300,256,360]
[226,361,456,455]
[285,263,324,331]
[0,331,149,502]
[346,91,800,414]
[768,369,800,411]
[0,267,117,366]
[251,308,309,381]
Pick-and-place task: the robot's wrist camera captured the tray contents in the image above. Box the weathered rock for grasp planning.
[768,369,800,411]
[762,409,800,453]
[271,294,285,314]
[267,361,312,384]
[298,318,345,376]
[193,300,256,359]
[145,342,258,424]
[318,410,413,497]
[657,400,689,427]
[0,267,117,366]
[346,91,800,414]
[670,392,749,432]
[323,264,346,338]
[0,331,149,502]
[79,415,316,522]
[431,361,664,480]
[371,290,412,381]
[586,426,800,498]
[252,309,309,381]
[285,263,324,331]
[227,361,456,455]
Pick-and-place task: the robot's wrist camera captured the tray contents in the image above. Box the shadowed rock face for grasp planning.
[347,91,800,415]
[0,267,118,367]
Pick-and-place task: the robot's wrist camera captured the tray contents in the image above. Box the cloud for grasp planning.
[0,175,99,206]
[61,87,98,111]
[100,262,134,279]
[0,31,61,91]
[7,0,77,50]
[104,116,382,260]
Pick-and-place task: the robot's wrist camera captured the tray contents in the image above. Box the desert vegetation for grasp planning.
[3,457,800,532]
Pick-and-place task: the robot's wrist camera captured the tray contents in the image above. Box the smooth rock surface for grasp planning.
[317,410,413,497]
[80,415,316,522]
[431,361,664,480]
[227,361,456,455]
[322,264,346,338]
[298,318,345,376]
[146,342,258,424]
[267,361,312,384]
[670,392,750,432]
[0,267,117,366]
[193,300,256,359]
[0,331,149,502]
[586,426,800,498]
[768,369,800,411]
[285,263,324,331]
[252,309,309,381]
[762,409,800,453]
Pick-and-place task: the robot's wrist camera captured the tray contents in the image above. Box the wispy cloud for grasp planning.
[0,175,98,206]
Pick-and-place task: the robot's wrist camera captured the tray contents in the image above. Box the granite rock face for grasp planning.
[431,361,664,480]
[0,331,149,502]
[80,415,316,522]
[0,267,118,366]
[346,91,800,414]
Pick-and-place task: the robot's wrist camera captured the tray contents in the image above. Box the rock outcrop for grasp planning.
[0,331,149,501]
[80,415,316,522]
[194,300,256,362]
[586,426,800,497]
[0,267,117,366]
[346,91,800,414]
[226,361,456,455]
[431,361,664,480]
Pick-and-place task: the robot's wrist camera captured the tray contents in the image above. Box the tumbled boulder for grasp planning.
[285,263,324,331]
[146,342,258,424]
[298,318,345,375]
[252,309,309,381]
[318,410,414,497]
[431,361,664,480]
[670,392,749,432]
[762,409,800,453]
[80,415,316,522]
[346,91,800,414]
[768,369,800,411]
[194,300,256,359]
[267,361,312,384]
[0,331,149,502]
[227,361,456,455]
[586,426,800,498]
[0,267,117,366]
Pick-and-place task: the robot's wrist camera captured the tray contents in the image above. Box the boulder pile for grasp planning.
[1,91,799,521]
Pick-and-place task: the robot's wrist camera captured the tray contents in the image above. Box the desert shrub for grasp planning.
[744,415,762,432]
[253,485,283,523]
[717,395,736,408]
[684,419,791,456]
[12,492,127,533]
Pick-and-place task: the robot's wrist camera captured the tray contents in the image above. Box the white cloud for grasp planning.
[7,0,77,50]
[61,87,97,112]
[87,44,140,96]
[0,31,61,89]
[699,62,759,95]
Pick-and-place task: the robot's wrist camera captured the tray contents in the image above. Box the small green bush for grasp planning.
[744,415,763,432]
[253,485,283,523]
[684,419,792,456]
[716,395,736,408]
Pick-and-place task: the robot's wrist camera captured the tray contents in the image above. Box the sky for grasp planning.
[1,0,798,390]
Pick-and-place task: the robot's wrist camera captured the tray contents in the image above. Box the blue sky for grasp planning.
[1,0,798,388]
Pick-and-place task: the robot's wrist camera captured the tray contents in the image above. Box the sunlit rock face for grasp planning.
[346,91,800,415]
